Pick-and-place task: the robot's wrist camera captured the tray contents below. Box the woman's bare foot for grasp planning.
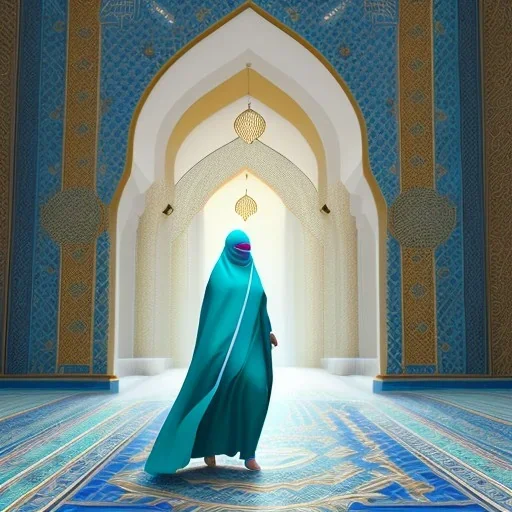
[245,458,261,471]
[204,456,216,468]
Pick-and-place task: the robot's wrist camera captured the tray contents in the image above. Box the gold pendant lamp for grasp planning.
[234,64,266,144]
[235,174,258,221]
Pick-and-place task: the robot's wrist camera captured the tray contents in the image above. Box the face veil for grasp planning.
[224,229,253,266]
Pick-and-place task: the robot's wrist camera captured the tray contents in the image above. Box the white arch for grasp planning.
[129,9,373,203]
[171,139,322,242]
[159,140,329,369]
[115,7,380,376]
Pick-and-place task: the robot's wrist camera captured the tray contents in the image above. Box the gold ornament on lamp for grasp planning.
[234,64,266,144]
[235,174,258,221]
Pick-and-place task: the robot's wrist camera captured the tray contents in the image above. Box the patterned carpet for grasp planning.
[0,369,510,511]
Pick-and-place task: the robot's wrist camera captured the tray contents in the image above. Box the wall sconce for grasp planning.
[321,204,331,214]
[162,204,174,216]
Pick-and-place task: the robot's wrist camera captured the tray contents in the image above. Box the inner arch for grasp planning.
[166,68,327,198]
[168,138,322,242]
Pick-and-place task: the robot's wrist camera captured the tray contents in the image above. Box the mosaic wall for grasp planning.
[481,0,512,377]
[433,0,465,375]
[458,0,486,374]
[0,0,18,372]
[28,0,67,374]
[5,0,44,374]
[2,0,495,378]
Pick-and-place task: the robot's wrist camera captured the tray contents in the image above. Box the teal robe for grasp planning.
[145,231,273,475]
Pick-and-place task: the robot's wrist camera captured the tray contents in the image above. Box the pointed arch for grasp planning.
[111,3,387,375]
[165,68,326,198]
[169,139,321,242]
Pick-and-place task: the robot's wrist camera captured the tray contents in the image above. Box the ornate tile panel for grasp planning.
[6,0,43,374]
[433,0,466,374]
[0,0,19,373]
[28,0,67,374]
[458,0,487,375]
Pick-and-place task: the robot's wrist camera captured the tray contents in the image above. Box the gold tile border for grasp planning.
[0,0,19,374]
[57,0,102,370]
[481,0,512,377]
[398,0,437,368]
[401,248,437,366]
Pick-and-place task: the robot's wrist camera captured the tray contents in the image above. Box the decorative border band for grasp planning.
[57,0,102,370]
[0,0,19,373]
[398,0,437,368]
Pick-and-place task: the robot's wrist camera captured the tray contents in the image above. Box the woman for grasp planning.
[145,230,278,474]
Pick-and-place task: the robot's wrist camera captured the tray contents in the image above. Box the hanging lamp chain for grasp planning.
[247,63,251,109]
[233,62,265,144]
[235,171,258,221]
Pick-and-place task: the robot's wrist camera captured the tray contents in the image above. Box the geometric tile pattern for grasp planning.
[6,0,44,374]
[457,0,487,375]
[0,0,18,373]
[28,0,67,374]
[57,0,102,371]
[396,0,437,369]
[388,188,456,248]
[1,374,507,511]
[93,231,110,374]
[481,1,512,376]
[433,0,466,374]
[386,234,403,374]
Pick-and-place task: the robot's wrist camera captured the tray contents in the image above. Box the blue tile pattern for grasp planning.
[28,0,67,374]
[433,0,466,374]
[6,0,43,374]
[405,365,436,375]
[0,382,506,511]
[93,231,110,374]
[458,0,487,375]
[386,233,403,374]
[61,402,485,510]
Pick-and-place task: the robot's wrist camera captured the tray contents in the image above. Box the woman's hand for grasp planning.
[270,332,278,348]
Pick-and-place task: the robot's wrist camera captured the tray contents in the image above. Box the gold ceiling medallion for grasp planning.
[234,63,266,144]
[235,174,258,221]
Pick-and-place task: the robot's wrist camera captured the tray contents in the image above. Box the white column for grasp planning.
[333,183,359,358]
[133,181,168,358]
[356,215,378,359]
[323,188,337,358]
[304,231,324,367]
[116,211,139,359]
[133,210,157,357]
[170,230,190,367]
[154,216,173,358]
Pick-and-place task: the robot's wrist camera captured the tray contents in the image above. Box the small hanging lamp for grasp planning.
[235,174,258,221]
[234,64,266,144]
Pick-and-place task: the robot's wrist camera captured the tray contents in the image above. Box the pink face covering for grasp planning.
[225,230,253,265]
